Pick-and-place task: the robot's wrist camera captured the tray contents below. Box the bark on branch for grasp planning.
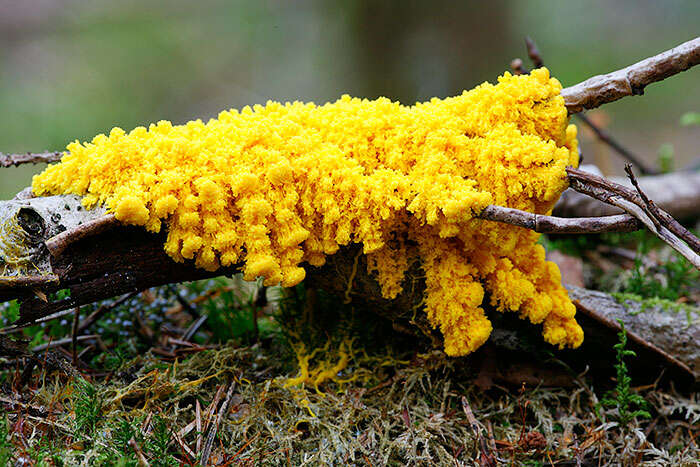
[477,206,640,234]
[0,194,641,327]
[562,37,700,113]
[0,151,63,168]
[2,162,698,315]
[0,165,693,325]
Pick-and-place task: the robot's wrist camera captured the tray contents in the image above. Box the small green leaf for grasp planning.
[680,112,700,126]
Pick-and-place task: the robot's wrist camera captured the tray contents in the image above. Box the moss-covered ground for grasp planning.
[0,230,698,466]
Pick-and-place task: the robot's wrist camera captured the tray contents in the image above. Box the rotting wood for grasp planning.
[0,333,78,379]
[45,214,119,258]
[1,164,698,320]
[566,286,698,383]
[4,162,696,326]
[0,204,696,388]
[11,224,233,326]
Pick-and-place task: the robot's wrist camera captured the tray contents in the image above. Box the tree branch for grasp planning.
[554,169,700,218]
[624,164,700,253]
[0,196,643,326]
[562,37,700,113]
[6,39,697,175]
[567,166,700,268]
[477,206,640,234]
[0,151,63,168]
[575,114,658,174]
[524,36,543,69]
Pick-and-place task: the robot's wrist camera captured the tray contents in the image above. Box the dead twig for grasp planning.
[71,306,80,365]
[182,314,208,342]
[0,151,63,168]
[624,164,700,253]
[562,37,700,113]
[462,396,497,466]
[554,169,700,219]
[567,166,700,268]
[77,291,139,333]
[477,206,640,234]
[0,334,78,380]
[172,429,196,462]
[195,399,203,455]
[524,36,543,69]
[177,419,197,439]
[129,437,151,467]
[0,395,54,418]
[200,385,225,450]
[167,284,200,318]
[31,334,97,352]
[201,379,237,465]
[1,309,73,335]
[576,115,658,174]
[510,58,527,75]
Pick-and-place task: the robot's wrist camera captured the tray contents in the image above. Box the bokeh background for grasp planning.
[1,0,698,198]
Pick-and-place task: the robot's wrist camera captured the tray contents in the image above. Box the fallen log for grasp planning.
[0,196,695,389]
[566,286,698,384]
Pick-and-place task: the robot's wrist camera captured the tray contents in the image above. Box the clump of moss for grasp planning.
[1,274,696,465]
[6,339,699,465]
[622,253,698,302]
[612,293,698,324]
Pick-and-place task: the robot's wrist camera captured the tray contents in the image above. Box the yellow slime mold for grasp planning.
[33,68,583,356]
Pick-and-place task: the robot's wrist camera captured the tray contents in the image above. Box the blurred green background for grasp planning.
[1,0,698,198]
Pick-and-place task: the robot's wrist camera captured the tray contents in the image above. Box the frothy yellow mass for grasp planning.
[33,68,583,356]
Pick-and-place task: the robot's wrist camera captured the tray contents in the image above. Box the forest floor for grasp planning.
[0,230,698,466]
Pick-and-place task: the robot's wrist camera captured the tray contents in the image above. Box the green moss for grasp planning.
[621,251,698,302]
[1,268,697,464]
[612,292,697,324]
[0,418,11,466]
